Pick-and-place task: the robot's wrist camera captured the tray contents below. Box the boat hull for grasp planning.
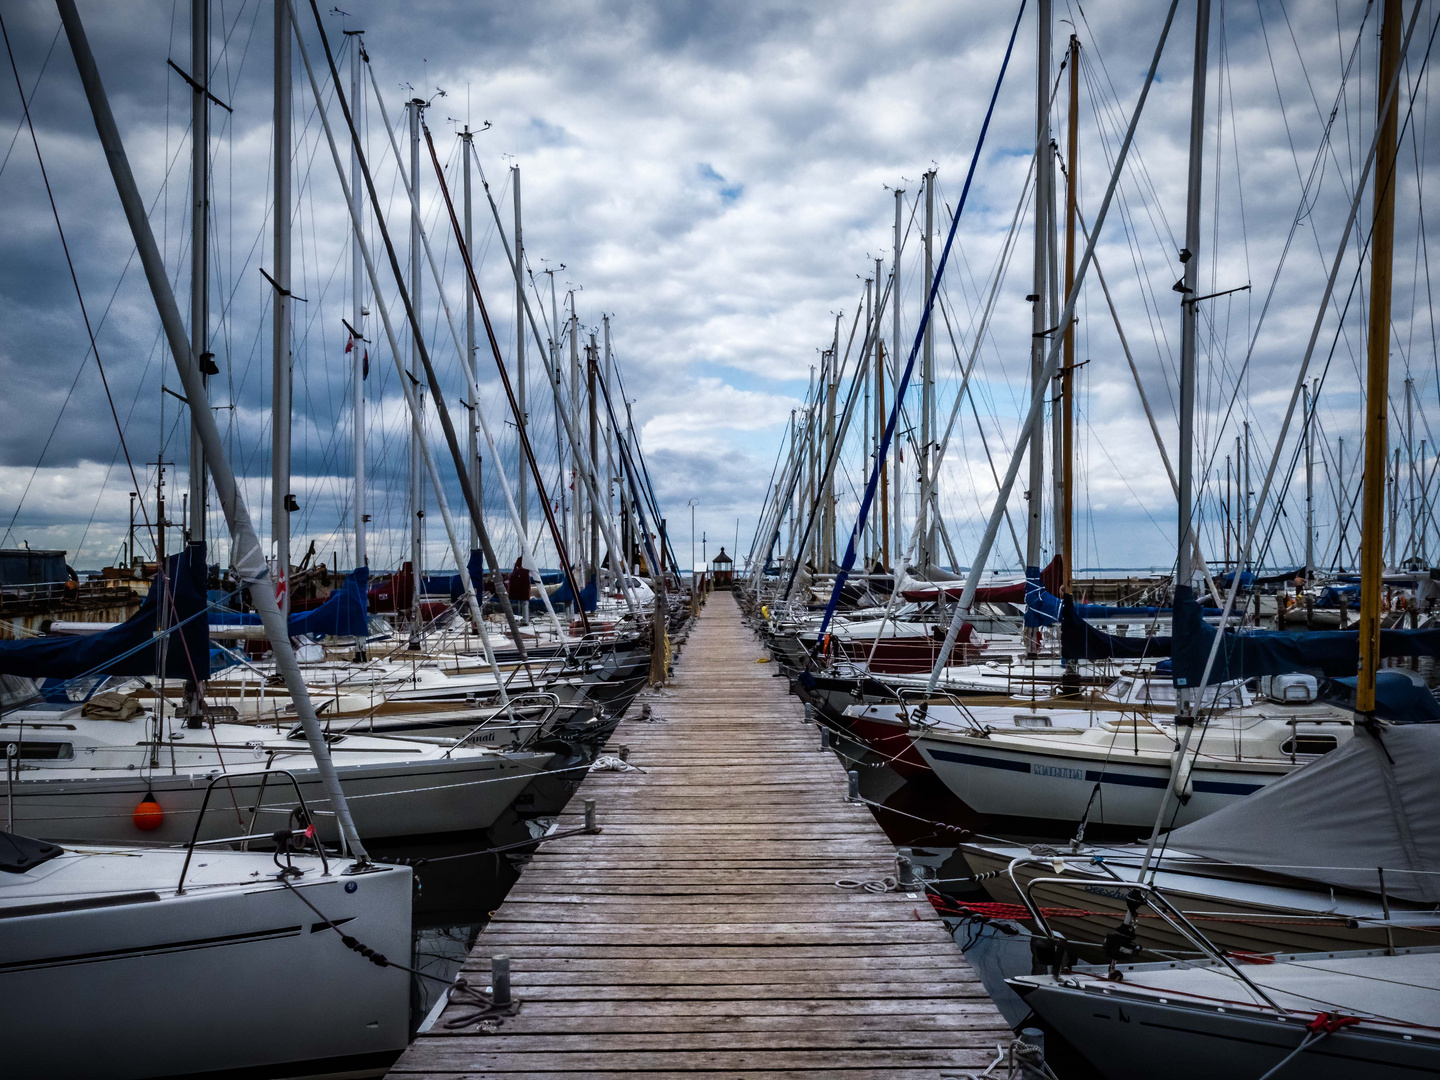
[914,733,1274,828]
[0,856,411,1079]
[7,750,554,846]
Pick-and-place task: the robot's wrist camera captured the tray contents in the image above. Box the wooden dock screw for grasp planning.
[490,955,512,1007]
[819,727,832,752]
[583,799,600,833]
[847,769,860,802]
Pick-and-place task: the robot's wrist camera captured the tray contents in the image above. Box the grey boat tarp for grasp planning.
[1166,724,1440,903]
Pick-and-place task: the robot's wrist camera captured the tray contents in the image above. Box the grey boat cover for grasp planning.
[1166,724,1440,903]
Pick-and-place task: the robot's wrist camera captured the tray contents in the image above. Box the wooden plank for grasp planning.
[395,1048,1004,1071]
[393,595,1010,1076]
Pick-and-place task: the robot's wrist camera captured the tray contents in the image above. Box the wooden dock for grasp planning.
[392,593,1012,1077]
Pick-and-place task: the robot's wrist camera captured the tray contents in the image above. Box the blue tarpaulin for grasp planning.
[447,550,488,602]
[210,566,369,638]
[551,575,598,612]
[1327,673,1440,724]
[1170,585,1440,686]
[0,543,210,681]
[1058,596,1172,662]
[1024,567,1167,628]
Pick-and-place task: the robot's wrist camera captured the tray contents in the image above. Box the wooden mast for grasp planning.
[1357,0,1402,714]
[1061,33,1079,594]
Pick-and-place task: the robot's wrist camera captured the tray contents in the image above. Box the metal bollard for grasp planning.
[819,727,832,752]
[583,799,599,833]
[847,769,860,802]
[1016,1027,1046,1071]
[896,854,917,887]
[490,955,511,1007]
[618,744,630,761]
[803,702,815,724]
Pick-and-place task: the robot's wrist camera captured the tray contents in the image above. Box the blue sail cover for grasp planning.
[292,566,368,636]
[1023,567,1167,628]
[551,575,598,613]
[1058,596,1172,663]
[0,543,209,681]
[447,550,488,602]
[210,566,369,638]
[1170,584,1440,686]
[1327,673,1440,724]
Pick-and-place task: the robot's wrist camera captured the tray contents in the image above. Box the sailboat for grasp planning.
[1003,724,1440,1075]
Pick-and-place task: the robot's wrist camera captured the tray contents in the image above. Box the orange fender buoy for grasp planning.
[133,790,163,832]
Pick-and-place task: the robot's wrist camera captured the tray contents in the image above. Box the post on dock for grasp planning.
[490,955,511,1008]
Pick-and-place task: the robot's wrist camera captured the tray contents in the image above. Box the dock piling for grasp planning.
[490,955,511,1008]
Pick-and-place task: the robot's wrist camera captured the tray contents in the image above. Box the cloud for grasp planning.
[0,0,1430,577]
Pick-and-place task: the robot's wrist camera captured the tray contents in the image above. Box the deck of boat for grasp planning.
[390,591,1011,1077]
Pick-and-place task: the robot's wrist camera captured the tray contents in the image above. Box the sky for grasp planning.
[0,0,1435,579]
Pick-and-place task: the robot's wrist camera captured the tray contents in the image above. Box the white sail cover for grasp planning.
[1166,724,1440,903]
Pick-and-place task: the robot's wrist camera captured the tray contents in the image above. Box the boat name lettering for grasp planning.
[1031,763,1085,780]
[1082,886,1134,900]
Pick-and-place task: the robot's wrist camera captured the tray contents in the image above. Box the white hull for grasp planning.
[1,844,411,1079]
[914,732,1278,828]
[7,751,554,846]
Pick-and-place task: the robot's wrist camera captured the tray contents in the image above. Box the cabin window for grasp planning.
[4,740,75,760]
[1281,734,1339,756]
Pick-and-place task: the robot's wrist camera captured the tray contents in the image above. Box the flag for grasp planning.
[274,566,287,607]
[362,349,369,380]
[345,334,354,354]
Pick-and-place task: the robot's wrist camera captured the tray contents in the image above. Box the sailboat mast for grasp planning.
[1337,436,1346,570]
[1406,375,1415,559]
[271,0,292,615]
[1238,420,1249,576]
[1024,0,1052,659]
[876,258,888,569]
[919,170,935,570]
[1060,33,1079,593]
[891,188,903,563]
[823,316,839,568]
[862,274,873,564]
[604,315,615,574]
[1358,0,1402,713]
[1175,0,1211,716]
[1304,381,1314,578]
[514,165,527,548]
[408,99,426,640]
[568,296,582,581]
[349,30,365,570]
[588,332,601,580]
[464,125,479,554]
[188,0,208,549]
